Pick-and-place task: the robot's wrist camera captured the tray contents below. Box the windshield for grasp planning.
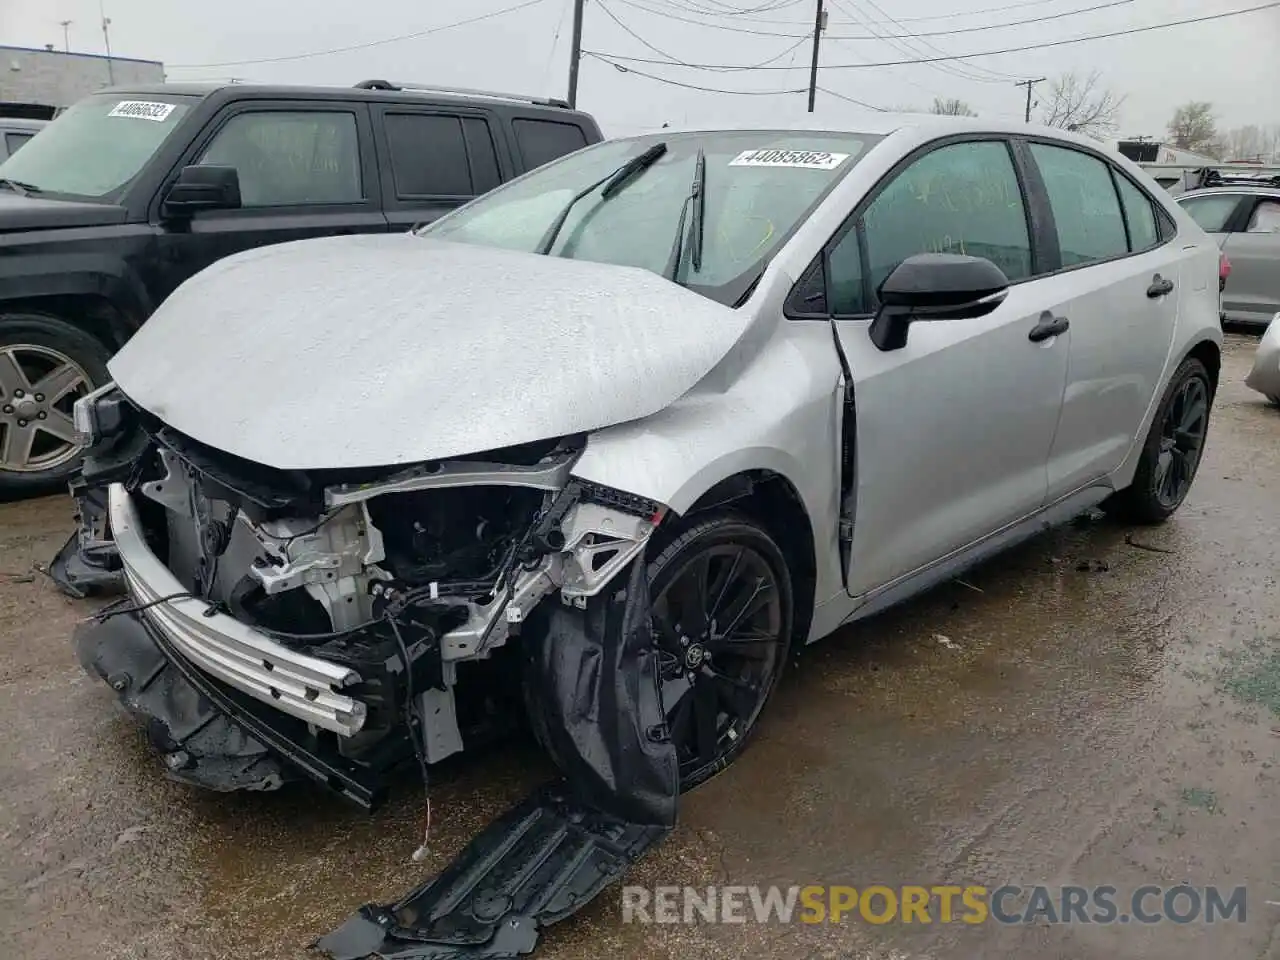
[0,94,194,200]
[421,130,877,305]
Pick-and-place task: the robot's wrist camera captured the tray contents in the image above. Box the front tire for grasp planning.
[646,512,794,792]
[0,312,111,499]
[1103,357,1212,524]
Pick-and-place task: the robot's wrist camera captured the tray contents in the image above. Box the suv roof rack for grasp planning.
[353,79,571,110]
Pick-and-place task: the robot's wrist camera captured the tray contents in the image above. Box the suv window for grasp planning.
[1246,198,1280,233]
[384,113,481,197]
[4,132,33,157]
[512,118,588,170]
[1114,174,1159,251]
[1177,194,1241,233]
[1029,143,1127,266]
[827,140,1032,314]
[198,110,363,207]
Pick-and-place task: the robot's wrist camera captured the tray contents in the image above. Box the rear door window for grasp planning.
[383,113,473,197]
[512,119,588,171]
[1178,193,1244,233]
[1028,142,1128,266]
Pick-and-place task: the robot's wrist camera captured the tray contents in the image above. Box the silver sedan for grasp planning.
[1176,184,1280,328]
[71,116,1223,802]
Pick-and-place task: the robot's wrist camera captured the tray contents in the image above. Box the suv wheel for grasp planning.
[0,313,112,499]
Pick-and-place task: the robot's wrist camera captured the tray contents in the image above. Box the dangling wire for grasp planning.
[388,615,432,861]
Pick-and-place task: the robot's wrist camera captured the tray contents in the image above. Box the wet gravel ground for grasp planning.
[1,333,1278,960]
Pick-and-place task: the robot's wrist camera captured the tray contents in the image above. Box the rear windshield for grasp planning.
[421,130,878,306]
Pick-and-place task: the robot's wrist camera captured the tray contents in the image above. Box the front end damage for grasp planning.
[70,386,680,956]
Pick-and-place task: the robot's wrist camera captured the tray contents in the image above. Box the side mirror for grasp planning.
[868,253,1010,352]
[162,164,241,217]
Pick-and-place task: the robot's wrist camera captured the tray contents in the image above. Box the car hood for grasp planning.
[108,233,753,471]
[0,190,127,230]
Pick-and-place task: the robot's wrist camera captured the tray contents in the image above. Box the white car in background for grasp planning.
[1245,313,1280,404]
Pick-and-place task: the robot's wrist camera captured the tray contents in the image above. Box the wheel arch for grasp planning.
[0,294,136,353]
[1184,337,1221,398]
[672,469,819,652]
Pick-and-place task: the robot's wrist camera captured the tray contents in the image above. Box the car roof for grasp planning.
[93,81,590,118]
[1175,184,1280,199]
[627,113,1108,146]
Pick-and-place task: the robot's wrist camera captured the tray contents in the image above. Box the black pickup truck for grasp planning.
[0,80,602,496]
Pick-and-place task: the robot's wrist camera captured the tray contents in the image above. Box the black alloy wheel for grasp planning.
[1153,373,1209,511]
[1103,356,1212,524]
[647,514,793,791]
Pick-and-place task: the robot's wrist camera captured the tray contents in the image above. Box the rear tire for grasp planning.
[1103,357,1211,524]
[0,312,112,500]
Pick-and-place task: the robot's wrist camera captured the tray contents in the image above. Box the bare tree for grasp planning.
[1039,70,1124,139]
[1222,125,1265,161]
[931,97,976,117]
[1167,102,1219,156]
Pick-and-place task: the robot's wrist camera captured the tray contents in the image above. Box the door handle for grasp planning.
[1147,274,1175,298]
[1028,311,1069,343]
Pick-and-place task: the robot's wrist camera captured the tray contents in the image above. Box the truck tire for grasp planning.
[0,312,112,499]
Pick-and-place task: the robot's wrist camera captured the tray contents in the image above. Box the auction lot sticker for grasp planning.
[729,149,850,170]
[108,101,177,122]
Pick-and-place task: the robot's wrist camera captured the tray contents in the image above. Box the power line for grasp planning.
[596,0,809,70]
[541,0,574,91]
[612,0,1134,40]
[830,0,1014,84]
[583,51,808,93]
[589,2,1280,70]
[616,0,1113,26]
[168,0,550,68]
[817,85,888,111]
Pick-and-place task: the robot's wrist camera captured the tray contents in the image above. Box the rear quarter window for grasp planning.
[512,118,589,171]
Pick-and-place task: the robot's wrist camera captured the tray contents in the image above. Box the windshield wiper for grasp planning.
[663,148,706,284]
[535,142,667,256]
[0,178,42,196]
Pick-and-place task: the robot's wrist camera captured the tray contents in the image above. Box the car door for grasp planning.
[1021,141,1186,500]
[370,107,509,232]
[151,101,387,303]
[803,137,1070,597]
[1219,195,1280,324]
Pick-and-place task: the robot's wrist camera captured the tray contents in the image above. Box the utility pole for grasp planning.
[806,0,826,113]
[1015,77,1045,123]
[567,0,586,108]
[59,20,72,53]
[100,0,115,84]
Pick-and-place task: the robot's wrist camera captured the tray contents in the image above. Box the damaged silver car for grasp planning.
[69,117,1223,820]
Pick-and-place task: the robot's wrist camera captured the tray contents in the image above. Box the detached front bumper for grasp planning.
[74,608,388,808]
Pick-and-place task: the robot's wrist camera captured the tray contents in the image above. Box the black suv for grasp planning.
[0,80,602,496]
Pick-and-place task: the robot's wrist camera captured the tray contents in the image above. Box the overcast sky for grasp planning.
[3,0,1277,139]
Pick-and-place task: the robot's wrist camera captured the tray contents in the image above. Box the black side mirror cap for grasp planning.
[869,253,1010,352]
[162,164,241,218]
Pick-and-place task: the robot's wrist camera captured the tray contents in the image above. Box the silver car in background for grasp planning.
[71,116,1223,804]
[1176,184,1280,327]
